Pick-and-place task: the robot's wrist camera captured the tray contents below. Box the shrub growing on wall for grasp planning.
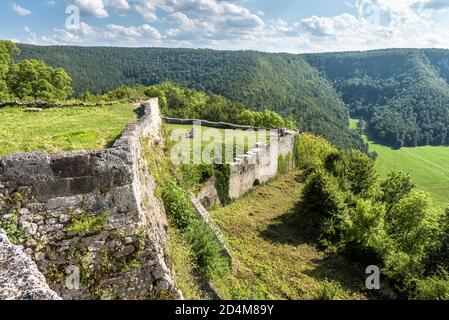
[161,177,229,279]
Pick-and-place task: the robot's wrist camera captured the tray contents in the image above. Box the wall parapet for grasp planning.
[228,131,297,199]
[163,116,293,133]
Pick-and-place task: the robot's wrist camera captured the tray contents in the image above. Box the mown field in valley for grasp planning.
[350,120,449,209]
[368,141,449,209]
[0,104,139,156]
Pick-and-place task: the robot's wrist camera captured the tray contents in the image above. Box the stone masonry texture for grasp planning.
[0,99,179,300]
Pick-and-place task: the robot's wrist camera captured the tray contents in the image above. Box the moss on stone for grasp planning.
[65,211,108,234]
[0,209,26,245]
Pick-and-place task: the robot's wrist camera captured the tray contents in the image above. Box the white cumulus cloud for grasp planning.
[12,3,31,16]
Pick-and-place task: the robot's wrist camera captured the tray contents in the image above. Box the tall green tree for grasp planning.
[7,59,73,100]
[0,40,20,100]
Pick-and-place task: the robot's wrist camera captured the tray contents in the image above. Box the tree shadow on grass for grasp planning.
[260,208,374,298]
[304,254,369,297]
[259,200,318,247]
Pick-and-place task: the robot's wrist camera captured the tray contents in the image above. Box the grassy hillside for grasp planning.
[0,103,138,155]
[15,44,364,151]
[305,49,449,148]
[210,170,370,300]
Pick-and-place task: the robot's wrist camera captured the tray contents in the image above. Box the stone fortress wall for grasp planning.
[228,130,297,199]
[0,100,298,300]
[164,117,297,208]
[0,99,179,300]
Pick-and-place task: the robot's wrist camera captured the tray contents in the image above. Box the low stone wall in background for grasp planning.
[163,117,288,132]
[165,117,298,207]
[0,99,179,300]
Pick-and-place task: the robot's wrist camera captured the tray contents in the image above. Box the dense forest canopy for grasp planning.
[15,44,365,151]
[304,49,449,148]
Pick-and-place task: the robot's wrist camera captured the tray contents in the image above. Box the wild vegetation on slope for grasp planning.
[146,126,231,298]
[297,134,449,299]
[305,49,449,148]
[210,170,370,300]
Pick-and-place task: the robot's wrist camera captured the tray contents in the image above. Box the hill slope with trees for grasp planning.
[304,49,449,148]
[15,44,365,151]
[19,45,449,149]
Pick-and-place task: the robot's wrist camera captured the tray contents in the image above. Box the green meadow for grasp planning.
[350,119,449,209]
[166,123,269,161]
[0,104,138,156]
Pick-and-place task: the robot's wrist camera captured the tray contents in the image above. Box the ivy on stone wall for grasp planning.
[214,164,231,206]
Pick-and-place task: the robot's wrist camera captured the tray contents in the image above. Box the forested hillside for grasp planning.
[16,44,364,151]
[19,45,449,149]
[304,49,449,148]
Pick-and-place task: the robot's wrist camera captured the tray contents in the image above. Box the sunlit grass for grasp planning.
[209,171,369,300]
[350,119,449,209]
[0,104,139,155]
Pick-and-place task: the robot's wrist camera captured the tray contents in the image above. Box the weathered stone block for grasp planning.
[45,195,83,210]
[69,177,95,194]
[50,152,90,178]
[112,185,138,213]
[34,178,70,201]
[1,152,53,185]
[0,231,61,300]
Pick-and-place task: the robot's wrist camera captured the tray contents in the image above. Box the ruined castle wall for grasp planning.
[0,99,179,300]
[228,131,297,199]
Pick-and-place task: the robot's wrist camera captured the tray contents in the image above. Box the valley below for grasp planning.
[369,141,449,209]
[351,119,449,209]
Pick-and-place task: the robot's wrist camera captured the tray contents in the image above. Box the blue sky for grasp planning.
[1,0,449,53]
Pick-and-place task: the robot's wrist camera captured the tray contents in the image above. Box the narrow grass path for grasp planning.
[210,171,369,300]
